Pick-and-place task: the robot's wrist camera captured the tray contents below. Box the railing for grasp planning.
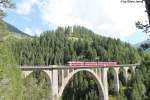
[19,63,140,70]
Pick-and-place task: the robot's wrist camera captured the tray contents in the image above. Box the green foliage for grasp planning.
[23,71,50,100]
[0,1,24,99]
[10,26,143,100]
[131,70,146,100]
[11,26,140,65]
[138,52,150,100]
[116,84,127,100]
[119,68,126,86]
[0,19,8,41]
[0,39,24,100]
[62,71,99,100]
[0,0,149,99]
[0,0,15,19]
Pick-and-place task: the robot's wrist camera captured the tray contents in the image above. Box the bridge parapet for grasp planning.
[19,63,139,70]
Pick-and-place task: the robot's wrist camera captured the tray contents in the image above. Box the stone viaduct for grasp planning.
[20,64,139,100]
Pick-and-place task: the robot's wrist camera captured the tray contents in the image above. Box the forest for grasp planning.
[3,24,150,100]
[0,0,150,100]
[11,26,141,65]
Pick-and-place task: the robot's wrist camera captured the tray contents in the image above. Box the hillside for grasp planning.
[11,26,141,65]
[10,26,144,100]
[3,20,30,37]
[134,39,150,51]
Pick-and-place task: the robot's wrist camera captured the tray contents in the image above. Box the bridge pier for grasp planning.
[52,66,59,100]
[113,67,120,94]
[61,70,64,86]
[123,67,129,84]
[131,66,136,73]
[66,69,70,77]
[101,68,108,100]
[97,68,102,78]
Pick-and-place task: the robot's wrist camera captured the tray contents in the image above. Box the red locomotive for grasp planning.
[66,61,117,67]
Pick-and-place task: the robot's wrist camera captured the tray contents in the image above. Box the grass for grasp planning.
[109,95,116,100]
[67,36,80,41]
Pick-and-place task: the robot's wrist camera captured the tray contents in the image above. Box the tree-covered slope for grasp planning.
[11,26,141,65]
[3,20,30,37]
[134,39,150,51]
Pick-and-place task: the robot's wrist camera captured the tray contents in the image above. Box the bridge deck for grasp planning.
[19,63,139,70]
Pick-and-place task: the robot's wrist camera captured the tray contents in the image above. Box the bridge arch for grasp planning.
[22,70,33,78]
[119,67,130,85]
[22,70,52,100]
[58,69,105,100]
[107,67,120,95]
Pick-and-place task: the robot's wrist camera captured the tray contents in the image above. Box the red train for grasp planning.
[66,61,117,67]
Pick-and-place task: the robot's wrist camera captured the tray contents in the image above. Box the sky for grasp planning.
[4,0,149,44]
